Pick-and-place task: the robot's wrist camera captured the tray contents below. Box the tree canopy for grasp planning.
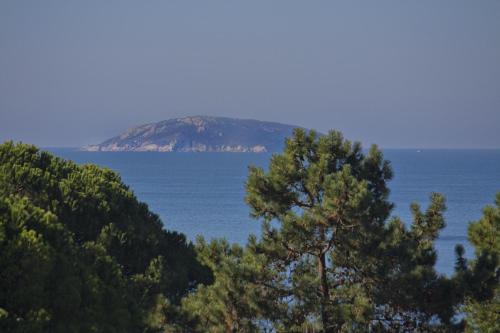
[183,129,498,332]
[0,142,211,332]
[1,132,499,333]
[246,129,456,331]
[457,193,500,332]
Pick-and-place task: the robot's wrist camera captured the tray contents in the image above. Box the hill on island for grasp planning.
[83,116,301,152]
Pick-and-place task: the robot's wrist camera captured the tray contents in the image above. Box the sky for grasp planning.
[0,1,499,148]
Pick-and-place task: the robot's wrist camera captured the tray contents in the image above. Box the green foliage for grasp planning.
[468,193,500,256]
[180,237,269,332]
[460,193,500,332]
[2,135,499,333]
[0,142,211,332]
[184,129,460,332]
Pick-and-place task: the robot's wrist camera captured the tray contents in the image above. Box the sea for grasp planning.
[47,149,500,276]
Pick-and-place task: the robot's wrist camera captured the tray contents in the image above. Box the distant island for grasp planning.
[82,116,300,152]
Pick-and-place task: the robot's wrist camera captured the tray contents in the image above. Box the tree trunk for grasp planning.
[318,252,333,333]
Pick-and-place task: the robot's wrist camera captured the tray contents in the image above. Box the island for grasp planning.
[82,116,300,152]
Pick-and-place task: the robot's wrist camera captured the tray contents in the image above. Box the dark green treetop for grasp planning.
[0,142,211,332]
[456,193,500,332]
[243,129,456,332]
[178,129,463,332]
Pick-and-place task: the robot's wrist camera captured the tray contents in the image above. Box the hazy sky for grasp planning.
[1,1,499,148]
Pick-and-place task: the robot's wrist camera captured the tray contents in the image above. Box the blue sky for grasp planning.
[1,1,499,148]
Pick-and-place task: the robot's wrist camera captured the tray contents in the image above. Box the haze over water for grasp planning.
[49,148,500,275]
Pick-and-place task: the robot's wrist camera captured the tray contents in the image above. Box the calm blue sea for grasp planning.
[47,149,500,275]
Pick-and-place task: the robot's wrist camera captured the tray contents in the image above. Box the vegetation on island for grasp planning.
[0,130,498,332]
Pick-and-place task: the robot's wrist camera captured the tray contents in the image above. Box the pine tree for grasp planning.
[245,129,455,331]
[0,142,211,332]
[459,193,500,332]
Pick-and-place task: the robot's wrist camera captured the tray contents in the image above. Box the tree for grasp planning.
[180,237,277,333]
[455,193,500,332]
[244,129,456,332]
[0,142,211,332]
